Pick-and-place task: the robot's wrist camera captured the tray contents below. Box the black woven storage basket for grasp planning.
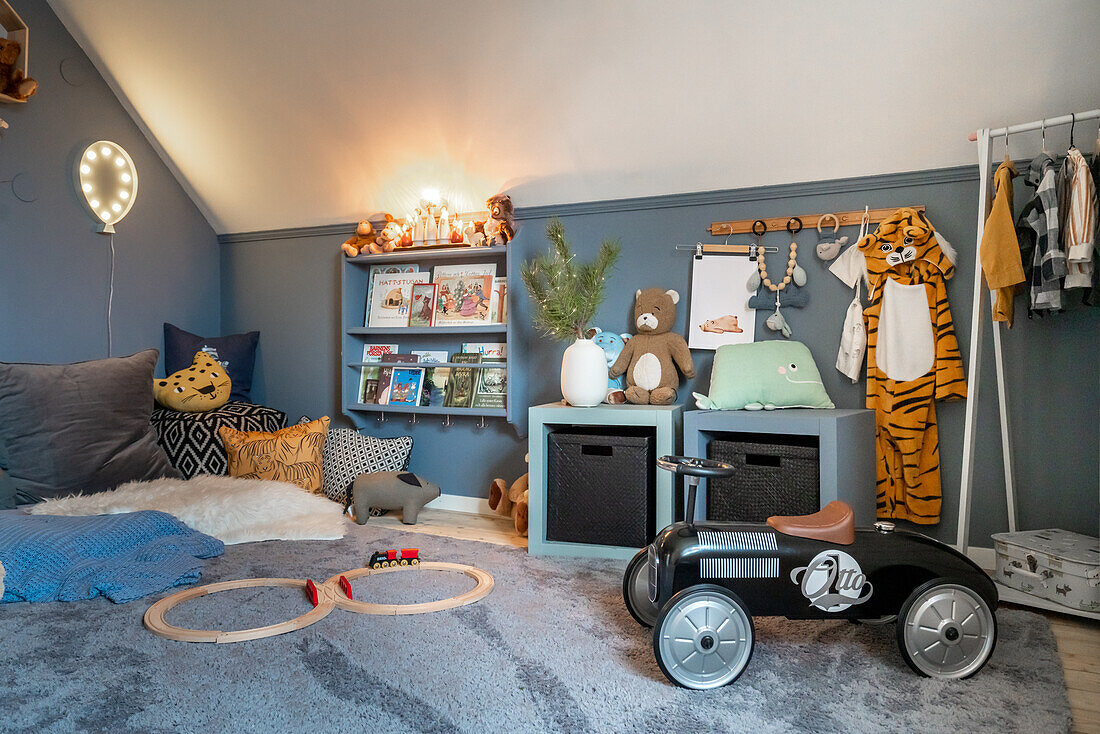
[547,428,655,547]
[706,436,819,522]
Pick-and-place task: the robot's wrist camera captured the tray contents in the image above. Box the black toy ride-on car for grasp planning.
[623,456,998,690]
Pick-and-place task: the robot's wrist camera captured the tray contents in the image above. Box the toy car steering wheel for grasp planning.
[656,455,736,479]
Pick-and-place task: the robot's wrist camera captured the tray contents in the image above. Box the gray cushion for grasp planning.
[0,349,181,504]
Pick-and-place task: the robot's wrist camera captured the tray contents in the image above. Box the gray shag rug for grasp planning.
[0,521,1071,733]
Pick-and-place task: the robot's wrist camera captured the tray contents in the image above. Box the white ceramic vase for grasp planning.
[560,338,609,407]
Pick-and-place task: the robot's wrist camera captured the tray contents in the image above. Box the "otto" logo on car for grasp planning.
[790,550,873,612]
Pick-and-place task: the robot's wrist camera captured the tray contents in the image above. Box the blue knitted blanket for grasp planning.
[0,511,224,603]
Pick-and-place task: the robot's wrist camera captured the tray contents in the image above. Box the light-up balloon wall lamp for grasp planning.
[74,140,137,233]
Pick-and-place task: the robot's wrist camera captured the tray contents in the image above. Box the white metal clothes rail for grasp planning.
[958,108,1100,621]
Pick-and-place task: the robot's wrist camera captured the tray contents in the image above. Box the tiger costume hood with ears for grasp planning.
[857,207,958,285]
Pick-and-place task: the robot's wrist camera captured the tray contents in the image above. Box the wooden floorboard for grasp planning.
[1012,605,1100,734]
[362,507,528,550]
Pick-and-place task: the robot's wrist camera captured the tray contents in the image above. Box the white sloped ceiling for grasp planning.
[49,0,1100,234]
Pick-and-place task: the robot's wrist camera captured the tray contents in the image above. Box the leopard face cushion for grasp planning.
[219,417,329,494]
[155,351,232,412]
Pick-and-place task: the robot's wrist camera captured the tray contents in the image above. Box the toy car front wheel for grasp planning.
[897,578,997,680]
[623,548,658,627]
[653,584,754,689]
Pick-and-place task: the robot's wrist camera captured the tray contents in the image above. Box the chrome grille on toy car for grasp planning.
[697,530,778,552]
[697,531,779,579]
[700,557,780,579]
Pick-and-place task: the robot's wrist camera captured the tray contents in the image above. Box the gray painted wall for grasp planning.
[0,0,219,366]
[0,0,220,506]
[221,167,1098,547]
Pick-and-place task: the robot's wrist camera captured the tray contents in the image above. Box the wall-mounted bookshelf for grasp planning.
[340,244,515,426]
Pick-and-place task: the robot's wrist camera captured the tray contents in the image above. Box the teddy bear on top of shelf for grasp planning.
[485,194,515,246]
[0,39,37,102]
[609,288,695,405]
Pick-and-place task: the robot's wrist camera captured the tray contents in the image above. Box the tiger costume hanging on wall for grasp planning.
[856,208,967,524]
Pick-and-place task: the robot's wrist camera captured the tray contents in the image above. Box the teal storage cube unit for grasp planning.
[528,403,682,560]
[683,408,876,525]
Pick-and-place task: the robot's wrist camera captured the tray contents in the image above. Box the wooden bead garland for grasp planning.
[756,241,799,291]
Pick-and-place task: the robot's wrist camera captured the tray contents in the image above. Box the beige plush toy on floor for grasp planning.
[489,456,529,537]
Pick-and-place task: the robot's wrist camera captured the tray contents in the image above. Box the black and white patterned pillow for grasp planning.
[299,418,412,505]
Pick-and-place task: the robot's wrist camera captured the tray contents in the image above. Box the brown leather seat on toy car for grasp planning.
[766,501,855,545]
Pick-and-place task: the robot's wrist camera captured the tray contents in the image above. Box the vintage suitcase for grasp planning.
[991,528,1099,613]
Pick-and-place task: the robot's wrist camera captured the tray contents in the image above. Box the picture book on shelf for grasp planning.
[472,357,506,410]
[376,353,420,404]
[357,344,397,404]
[363,264,418,325]
[408,283,437,328]
[387,367,425,406]
[489,277,507,323]
[368,272,429,328]
[432,263,496,325]
[411,350,449,363]
[462,342,507,358]
[444,353,481,408]
[425,366,450,407]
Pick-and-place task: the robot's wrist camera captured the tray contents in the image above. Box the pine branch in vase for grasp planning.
[521,217,621,341]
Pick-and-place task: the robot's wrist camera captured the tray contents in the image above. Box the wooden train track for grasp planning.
[143,562,494,643]
[143,577,337,644]
[324,562,494,615]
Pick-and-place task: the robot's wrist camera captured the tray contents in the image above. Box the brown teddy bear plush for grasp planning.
[341,220,375,257]
[485,194,515,246]
[489,460,529,536]
[610,288,695,405]
[0,39,37,101]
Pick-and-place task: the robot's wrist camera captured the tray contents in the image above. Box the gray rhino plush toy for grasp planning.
[350,471,440,525]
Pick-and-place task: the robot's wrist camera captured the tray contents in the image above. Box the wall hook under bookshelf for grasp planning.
[441,414,452,427]
[408,414,419,425]
[477,416,487,429]
[376,411,386,424]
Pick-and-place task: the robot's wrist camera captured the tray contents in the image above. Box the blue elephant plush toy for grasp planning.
[588,327,631,404]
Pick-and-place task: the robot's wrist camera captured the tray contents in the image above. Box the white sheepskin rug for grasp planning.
[29,475,346,545]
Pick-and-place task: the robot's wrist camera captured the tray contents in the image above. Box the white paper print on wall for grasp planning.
[688,254,757,350]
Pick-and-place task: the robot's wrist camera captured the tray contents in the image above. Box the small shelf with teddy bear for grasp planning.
[0,1,37,104]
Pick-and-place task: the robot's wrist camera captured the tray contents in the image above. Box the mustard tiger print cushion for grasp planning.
[154,351,232,412]
[219,417,330,494]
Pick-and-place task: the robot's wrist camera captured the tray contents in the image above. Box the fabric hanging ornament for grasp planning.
[835,207,869,381]
[765,292,792,337]
[815,213,849,261]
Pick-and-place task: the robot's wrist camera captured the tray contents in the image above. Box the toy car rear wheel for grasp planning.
[623,548,658,627]
[897,578,996,680]
[653,584,754,689]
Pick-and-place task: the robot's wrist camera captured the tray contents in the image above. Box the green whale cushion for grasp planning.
[693,341,834,410]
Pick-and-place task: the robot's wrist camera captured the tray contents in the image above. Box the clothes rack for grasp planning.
[959,108,1100,622]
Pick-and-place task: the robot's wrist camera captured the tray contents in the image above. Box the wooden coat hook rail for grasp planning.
[708,206,925,236]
